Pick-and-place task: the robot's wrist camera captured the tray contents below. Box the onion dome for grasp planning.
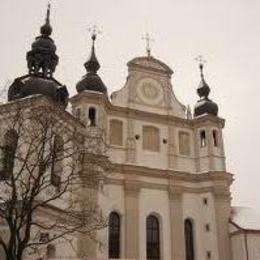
[8,3,69,108]
[76,33,107,95]
[194,63,218,117]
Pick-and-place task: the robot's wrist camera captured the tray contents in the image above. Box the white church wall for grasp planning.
[139,188,171,260]
[135,120,168,169]
[230,234,247,260]
[97,184,125,259]
[248,233,260,260]
[183,192,219,260]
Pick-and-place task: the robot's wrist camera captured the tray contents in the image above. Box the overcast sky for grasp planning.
[0,0,259,212]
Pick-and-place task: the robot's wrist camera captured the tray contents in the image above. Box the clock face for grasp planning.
[137,78,163,105]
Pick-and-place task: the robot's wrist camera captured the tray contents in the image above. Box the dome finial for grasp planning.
[194,55,218,117]
[84,25,101,73]
[40,1,52,36]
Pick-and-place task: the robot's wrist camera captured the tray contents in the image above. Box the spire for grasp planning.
[26,2,58,78]
[84,28,101,73]
[40,2,52,37]
[76,25,107,95]
[194,56,218,117]
[195,55,210,99]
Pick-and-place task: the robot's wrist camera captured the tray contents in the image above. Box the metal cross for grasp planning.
[142,32,154,57]
[88,25,102,40]
[195,55,207,66]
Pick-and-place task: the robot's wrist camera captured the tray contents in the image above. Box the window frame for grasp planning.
[108,211,121,259]
[146,215,160,260]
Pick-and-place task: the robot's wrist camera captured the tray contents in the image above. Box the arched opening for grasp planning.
[109,212,120,259]
[51,135,63,188]
[200,130,206,148]
[0,130,18,179]
[46,244,56,258]
[146,215,160,260]
[212,130,218,147]
[185,218,195,260]
[88,107,96,127]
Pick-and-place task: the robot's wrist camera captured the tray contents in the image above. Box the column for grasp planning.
[213,185,232,260]
[169,185,185,260]
[124,181,140,259]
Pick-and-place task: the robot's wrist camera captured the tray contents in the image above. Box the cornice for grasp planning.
[69,91,225,129]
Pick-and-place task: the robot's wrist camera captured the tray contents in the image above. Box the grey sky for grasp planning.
[0,0,259,211]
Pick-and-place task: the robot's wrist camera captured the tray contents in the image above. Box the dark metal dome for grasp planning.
[8,75,68,107]
[194,63,219,117]
[7,3,69,108]
[76,34,107,95]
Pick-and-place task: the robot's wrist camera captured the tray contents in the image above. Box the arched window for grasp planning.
[51,135,63,188]
[143,126,160,152]
[109,119,123,146]
[109,212,120,259]
[146,215,160,260]
[46,244,56,258]
[212,130,218,147]
[200,130,206,147]
[185,219,195,260]
[88,107,96,127]
[0,130,18,179]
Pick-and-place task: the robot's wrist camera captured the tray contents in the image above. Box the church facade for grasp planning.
[1,5,260,260]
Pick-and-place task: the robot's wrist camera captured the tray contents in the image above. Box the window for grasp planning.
[109,119,123,146]
[200,130,206,147]
[143,126,160,152]
[203,198,208,205]
[88,107,96,126]
[146,215,160,260]
[46,244,56,258]
[0,130,18,179]
[212,130,218,147]
[179,132,191,156]
[109,212,120,259]
[185,219,195,260]
[205,223,210,232]
[51,136,63,188]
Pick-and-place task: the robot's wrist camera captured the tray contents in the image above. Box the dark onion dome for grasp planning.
[76,34,107,95]
[8,75,68,107]
[8,3,69,108]
[194,63,218,117]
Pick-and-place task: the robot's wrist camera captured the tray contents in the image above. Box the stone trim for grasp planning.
[69,91,225,129]
[112,163,234,183]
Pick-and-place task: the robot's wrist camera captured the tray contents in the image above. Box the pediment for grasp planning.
[127,56,173,75]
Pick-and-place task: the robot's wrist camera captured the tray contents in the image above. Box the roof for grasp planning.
[231,206,260,231]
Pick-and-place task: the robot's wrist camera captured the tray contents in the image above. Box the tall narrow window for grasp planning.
[88,107,96,126]
[0,130,18,179]
[146,215,160,260]
[185,219,195,260]
[51,136,63,188]
[200,130,206,147]
[109,119,123,146]
[179,132,191,156]
[46,244,56,258]
[212,130,218,147]
[143,126,160,152]
[109,212,120,259]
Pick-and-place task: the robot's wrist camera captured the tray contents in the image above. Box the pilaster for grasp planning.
[124,180,140,259]
[168,184,185,260]
[213,183,232,260]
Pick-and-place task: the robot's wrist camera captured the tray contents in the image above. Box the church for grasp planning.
[1,4,260,260]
